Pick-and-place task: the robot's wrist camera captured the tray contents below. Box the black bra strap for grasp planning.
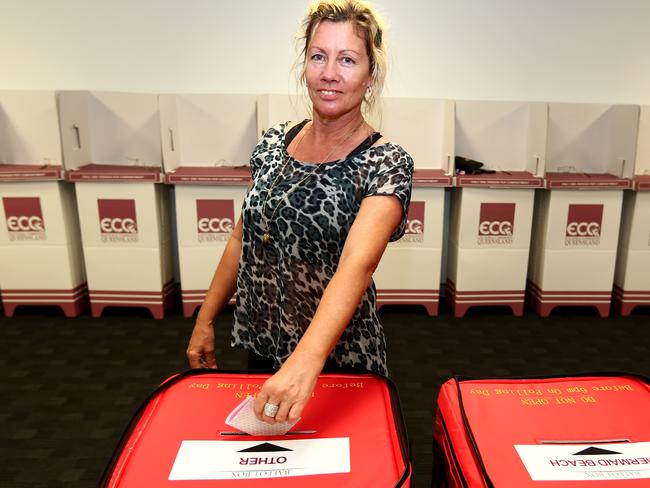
[284,120,309,146]
[347,132,383,158]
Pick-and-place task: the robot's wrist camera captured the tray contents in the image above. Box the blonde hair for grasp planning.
[296,0,387,112]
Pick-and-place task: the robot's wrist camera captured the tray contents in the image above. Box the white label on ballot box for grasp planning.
[515,442,650,481]
[169,437,350,480]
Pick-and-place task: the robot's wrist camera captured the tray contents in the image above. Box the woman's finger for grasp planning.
[253,391,269,420]
[287,399,307,423]
[187,349,202,368]
[203,348,217,368]
[260,396,282,424]
[273,400,293,424]
[198,355,216,369]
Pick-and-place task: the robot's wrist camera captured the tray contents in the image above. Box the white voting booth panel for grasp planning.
[257,94,311,136]
[527,103,638,317]
[614,192,650,315]
[0,182,86,317]
[447,188,536,317]
[528,190,624,317]
[0,90,87,317]
[74,183,174,319]
[0,91,63,169]
[447,101,546,317]
[371,98,453,315]
[160,93,257,171]
[613,105,650,315]
[59,91,162,172]
[59,90,174,319]
[160,93,258,317]
[173,186,246,316]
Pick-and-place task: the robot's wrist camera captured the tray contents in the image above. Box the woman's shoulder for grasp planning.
[360,139,414,168]
[263,120,310,137]
[257,120,310,149]
[260,122,291,142]
[250,123,290,173]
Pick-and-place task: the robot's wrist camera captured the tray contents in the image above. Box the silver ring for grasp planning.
[263,402,279,418]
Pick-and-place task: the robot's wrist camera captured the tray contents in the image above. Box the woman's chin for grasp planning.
[311,102,362,121]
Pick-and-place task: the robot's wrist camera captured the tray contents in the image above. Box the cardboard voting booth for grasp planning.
[59,90,174,319]
[0,90,87,317]
[613,105,650,315]
[527,103,638,317]
[370,98,453,315]
[447,101,546,317]
[160,93,258,317]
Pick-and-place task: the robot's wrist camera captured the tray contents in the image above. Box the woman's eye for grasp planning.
[341,56,356,65]
[311,53,325,62]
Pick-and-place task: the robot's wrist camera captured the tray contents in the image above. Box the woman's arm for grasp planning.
[254,194,403,423]
[186,216,243,369]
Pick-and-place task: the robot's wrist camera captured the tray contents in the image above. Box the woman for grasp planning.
[186,0,413,425]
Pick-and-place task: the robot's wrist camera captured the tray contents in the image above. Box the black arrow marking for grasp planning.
[573,447,622,456]
[238,442,293,453]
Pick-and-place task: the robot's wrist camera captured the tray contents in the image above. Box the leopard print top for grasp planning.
[232,121,413,375]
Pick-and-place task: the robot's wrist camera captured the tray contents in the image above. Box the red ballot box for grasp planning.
[101,370,410,487]
[433,374,650,487]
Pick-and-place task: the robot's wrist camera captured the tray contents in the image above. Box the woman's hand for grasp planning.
[186,319,217,369]
[185,217,242,369]
[253,351,324,424]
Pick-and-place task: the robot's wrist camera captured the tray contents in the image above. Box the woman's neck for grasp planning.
[310,109,366,144]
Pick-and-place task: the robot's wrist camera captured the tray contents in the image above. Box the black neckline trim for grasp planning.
[283,120,383,163]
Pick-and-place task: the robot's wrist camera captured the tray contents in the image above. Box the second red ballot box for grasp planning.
[433,374,650,487]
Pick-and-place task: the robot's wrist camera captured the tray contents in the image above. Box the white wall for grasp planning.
[1,0,649,104]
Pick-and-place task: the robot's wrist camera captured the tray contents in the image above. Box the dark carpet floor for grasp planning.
[1,303,649,487]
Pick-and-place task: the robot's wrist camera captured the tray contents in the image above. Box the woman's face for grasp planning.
[305,20,372,121]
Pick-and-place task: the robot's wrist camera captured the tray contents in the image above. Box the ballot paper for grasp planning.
[225,396,300,436]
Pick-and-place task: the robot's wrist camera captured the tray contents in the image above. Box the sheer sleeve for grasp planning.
[363,144,414,241]
[248,124,286,181]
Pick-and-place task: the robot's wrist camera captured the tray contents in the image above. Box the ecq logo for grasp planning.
[566,204,603,238]
[196,199,235,242]
[478,203,516,236]
[3,197,45,233]
[405,201,425,235]
[97,199,138,235]
[196,199,235,234]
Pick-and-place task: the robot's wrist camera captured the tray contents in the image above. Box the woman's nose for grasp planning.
[321,60,339,82]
